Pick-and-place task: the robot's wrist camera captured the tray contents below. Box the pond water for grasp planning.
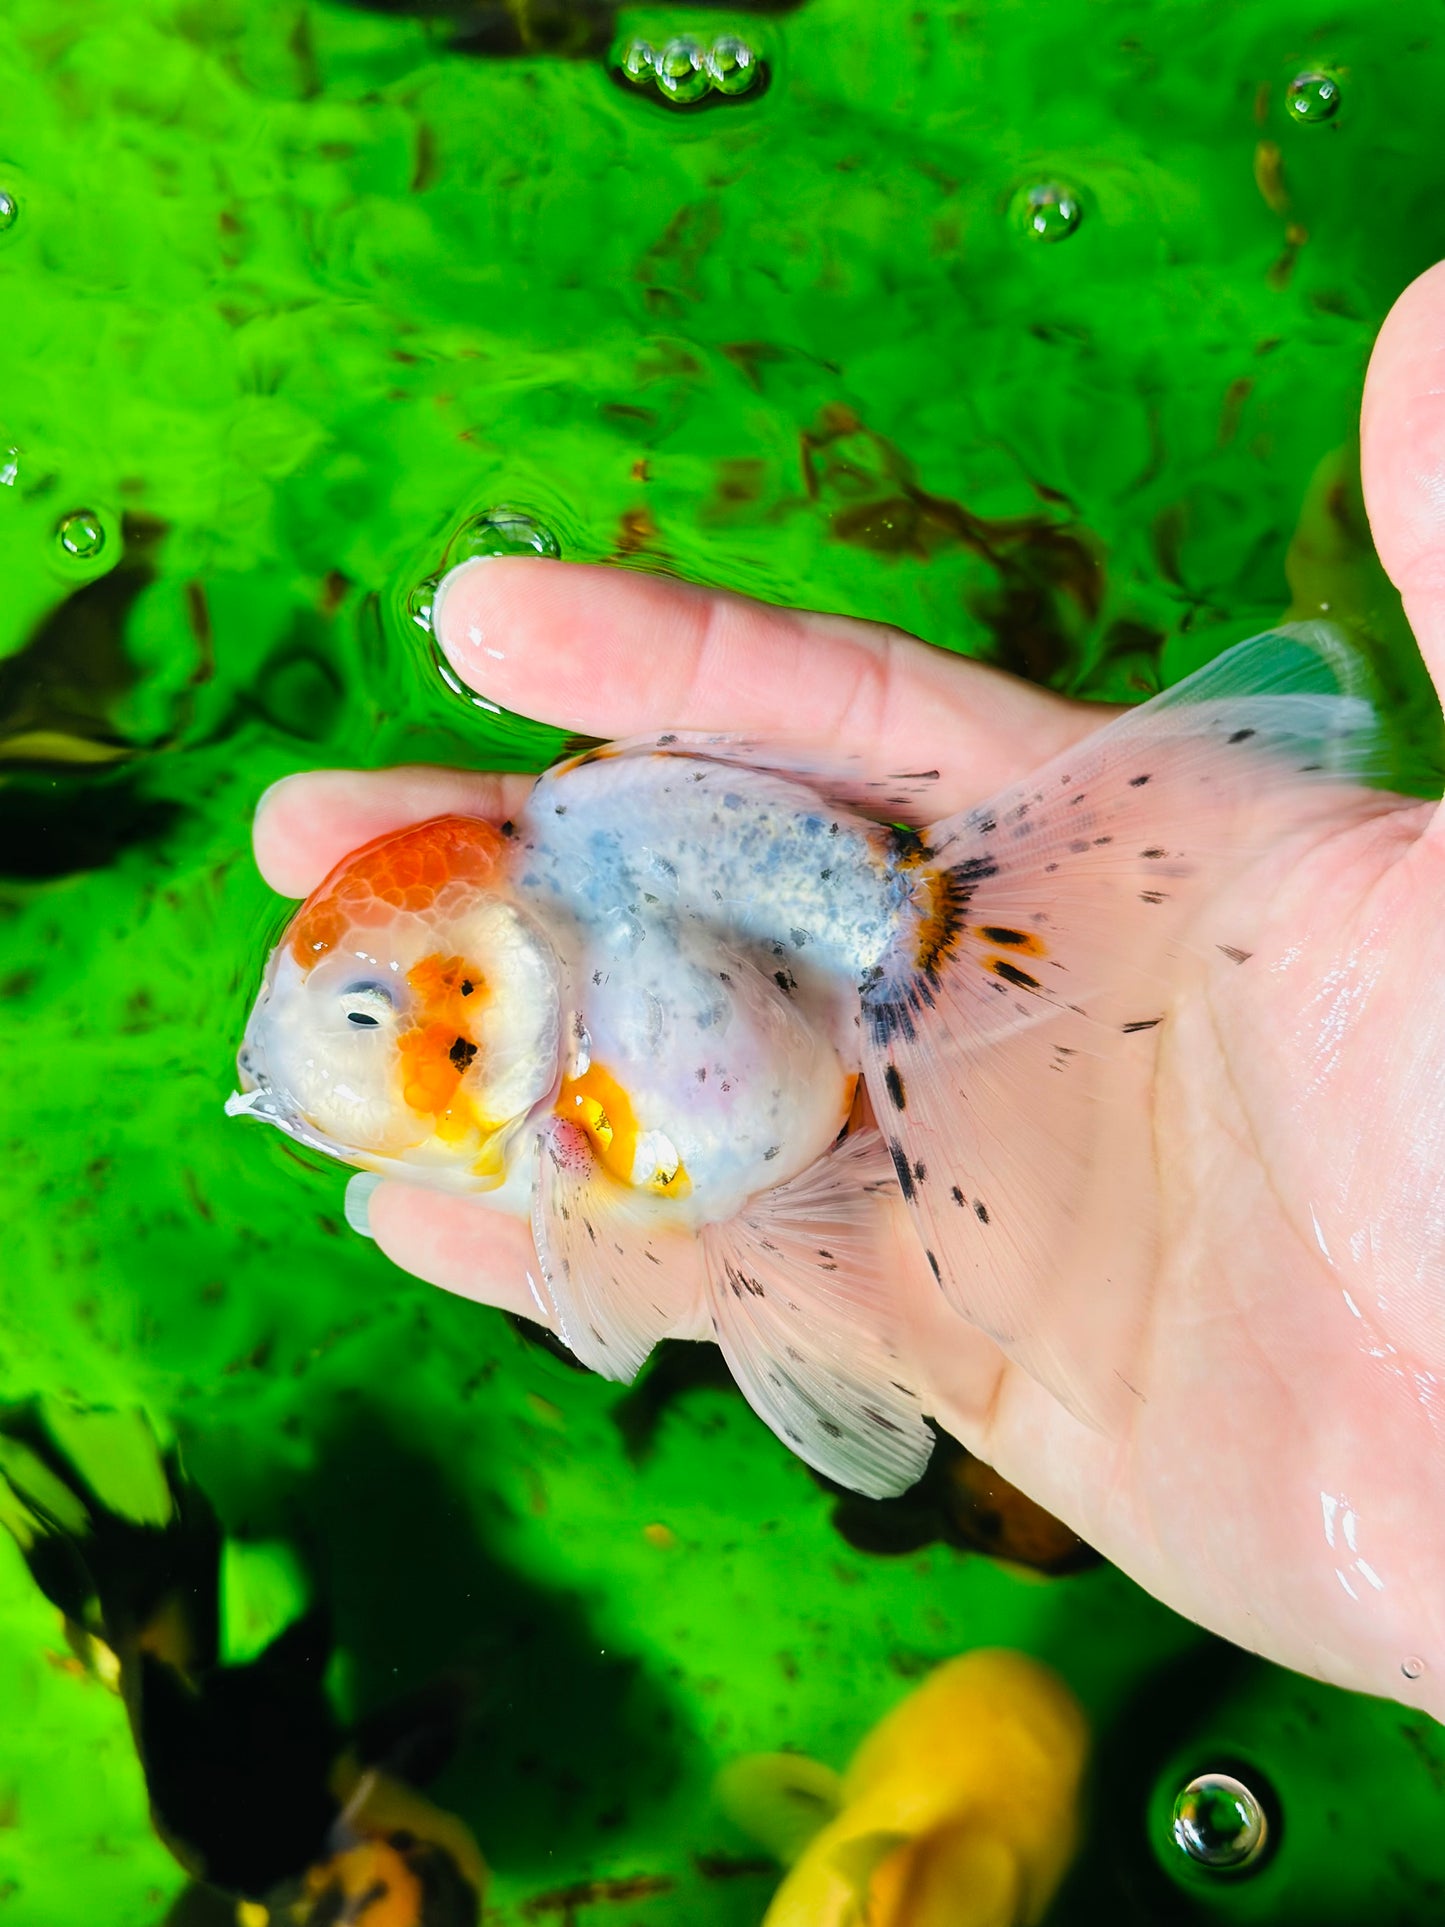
[2,1,1444,1921]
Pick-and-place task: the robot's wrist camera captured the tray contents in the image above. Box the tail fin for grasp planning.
[0,1401,221,1668]
[859,622,1387,1428]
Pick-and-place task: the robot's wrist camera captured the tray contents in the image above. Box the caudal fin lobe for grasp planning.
[860,622,1385,1428]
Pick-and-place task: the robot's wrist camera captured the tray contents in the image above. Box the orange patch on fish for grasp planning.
[558,1062,689,1194]
[289,816,505,967]
[408,950,485,1023]
[302,1837,422,1927]
[558,1062,641,1184]
[398,1021,475,1135]
[396,952,486,1136]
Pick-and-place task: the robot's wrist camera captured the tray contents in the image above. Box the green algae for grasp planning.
[2,0,1445,1920]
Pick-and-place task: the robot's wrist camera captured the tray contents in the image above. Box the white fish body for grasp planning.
[231,623,1381,1497]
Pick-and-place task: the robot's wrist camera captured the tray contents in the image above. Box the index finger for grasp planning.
[432,557,1107,816]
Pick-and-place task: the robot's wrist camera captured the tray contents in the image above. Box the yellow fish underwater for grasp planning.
[230,610,1379,1494]
[717,1649,1089,1926]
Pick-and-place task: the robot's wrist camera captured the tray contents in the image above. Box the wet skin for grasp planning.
[255,263,1445,1721]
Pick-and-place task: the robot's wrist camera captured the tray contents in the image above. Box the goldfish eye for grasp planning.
[340,982,395,1029]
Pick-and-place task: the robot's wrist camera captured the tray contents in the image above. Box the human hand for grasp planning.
[253,264,1445,1721]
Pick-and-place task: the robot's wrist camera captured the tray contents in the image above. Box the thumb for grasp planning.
[1361,260,1445,730]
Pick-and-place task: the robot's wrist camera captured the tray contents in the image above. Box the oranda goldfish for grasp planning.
[0,1402,485,1921]
[716,1649,1089,1927]
[230,616,1378,1496]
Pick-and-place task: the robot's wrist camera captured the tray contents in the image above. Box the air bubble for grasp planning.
[1286,71,1341,123]
[613,30,765,106]
[1171,1773,1269,1872]
[655,37,709,104]
[1402,1655,1426,1680]
[452,506,561,564]
[406,575,439,632]
[0,191,17,234]
[618,38,657,85]
[56,510,106,561]
[1015,181,1082,242]
[706,34,760,96]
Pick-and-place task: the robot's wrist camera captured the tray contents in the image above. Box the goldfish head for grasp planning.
[231,816,561,1190]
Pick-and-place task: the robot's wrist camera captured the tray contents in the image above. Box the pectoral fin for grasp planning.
[530,1117,701,1380]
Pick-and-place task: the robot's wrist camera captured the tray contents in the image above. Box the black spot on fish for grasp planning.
[1141,847,1166,860]
[460,978,476,996]
[719,970,734,986]
[695,1066,707,1082]
[1228,728,1256,744]
[820,867,833,881]
[1069,792,1086,806]
[774,969,797,995]
[952,855,1000,887]
[991,960,1040,991]
[925,1250,941,1281]
[658,732,677,744]
[979,926,1030,947]
[1218,944,1253,965]
[584,1219,597,1243]
[1093,835,1112,846]
[500,819,515,837]
[1045,862,1059,873]
[974,1200,990,1223]
[554,804,567,815]
[448,1036,478,1070]
[1139,890,1166,905]
[1129,773,1151,787]
[862,1406,903,1434]
[644,1249,662,1264]
[790,928,810,948]
[592,970,603,985]
[1122,1018,1162,1033]
[820,1418,843,1438]
[913,1160,926,1184]
[1069,838,1089,854]
[763,1145,781,1161]
[818,1248,833,1259]
[889,1140,916,1201]
[976,814,997,835]
[884,1064,906,1111]
[950,1185,965,1206]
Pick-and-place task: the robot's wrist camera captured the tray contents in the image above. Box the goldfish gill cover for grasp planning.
[2,0,1445,1921]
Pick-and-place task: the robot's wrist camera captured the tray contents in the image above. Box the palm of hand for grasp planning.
[254,267,1445,1718]
[985,793,1442,1711]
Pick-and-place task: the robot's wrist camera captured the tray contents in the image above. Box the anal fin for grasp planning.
[702,1131,934,1500]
